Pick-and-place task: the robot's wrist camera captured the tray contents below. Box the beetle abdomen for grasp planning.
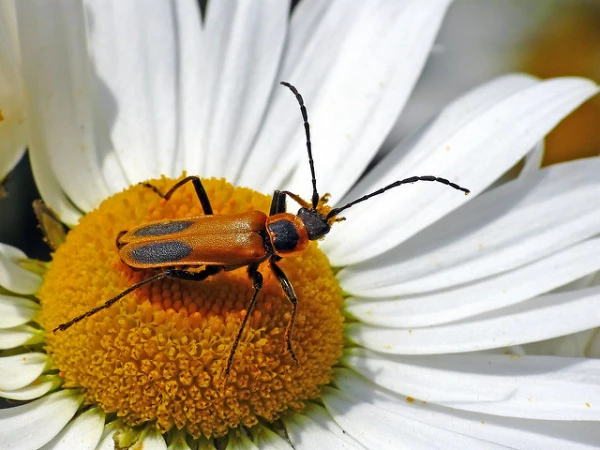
[118,211,270,268]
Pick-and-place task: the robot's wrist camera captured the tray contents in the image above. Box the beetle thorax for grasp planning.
[265,213,310,258]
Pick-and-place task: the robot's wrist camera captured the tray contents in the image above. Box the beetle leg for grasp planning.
[140,175,214,215]
[269,260,299,366]
[269,190,287,215]
[226,264,263,377]
[54,266,224,333]
[166,265,223,281]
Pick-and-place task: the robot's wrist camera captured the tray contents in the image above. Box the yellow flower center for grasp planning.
[39,177,344,438]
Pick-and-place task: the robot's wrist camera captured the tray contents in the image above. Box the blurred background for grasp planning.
[1,0,599,261]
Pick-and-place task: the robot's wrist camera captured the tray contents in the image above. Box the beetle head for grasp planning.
[297,207,331,241]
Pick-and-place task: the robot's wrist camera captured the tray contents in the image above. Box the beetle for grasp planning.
[54,81,470,376]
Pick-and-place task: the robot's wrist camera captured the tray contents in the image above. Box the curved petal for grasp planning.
[0,294,39,328]
[0,0,27,180]
[0,390,83,450]
[136,427,167,450]
[198,0,289,181]
[17,0,208,213]
[240,0,452,196]
[344,349,600,420]
[0,324,43,349]
[0,243,43,294]
[87,0,204,185]
[93,420,118,450]
[284,403,367,450]
[333,368,600,449]
[170,0,204,176]
[339,158,600,296]
[28,146,83,226]
[521,140,545,175]
[40,407,105,450]
[15,1,111,212]
[347,285,600,354]
[346,238,600,327]
[523,329,598,358]
[0,352,48,390]
[0,375,61,401]
[324,77,599,265]
[322,384,502,449]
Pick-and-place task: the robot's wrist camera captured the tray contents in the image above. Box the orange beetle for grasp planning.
[55,82,469,375]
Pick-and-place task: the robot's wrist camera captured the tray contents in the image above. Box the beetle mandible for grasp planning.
[55,82,470,376]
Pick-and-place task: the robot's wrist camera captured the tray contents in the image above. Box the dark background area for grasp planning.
[0,154,48,260]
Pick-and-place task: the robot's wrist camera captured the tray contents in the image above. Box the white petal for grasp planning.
[344,348,600,420]
[40,407,105,450]
[240,0,452,195]
[28,146,83,226]
[284,403,367,450]
[333,368,600,449]
[133,427,167,450]
[0,324,43,349]
[0,243,42,294]
[252,424,292,449]
[322,384,501,449]
[197,0,289,181]
[0,352,48,390]
[0,0,27,180]
[328,75,540,262]
[87,0,203,184]
[0,375,61,401]
[15,1,111,212]
[586,330,600,359]
[346,238,600,327]
[0,390,82,450]
[521,140,545,175]
[171,0,204,176]
[93,420,118,450]
[524,329,598,358]
[0,294,39,328]
[324,77,599,265]
[347,284,600,354]
[339,158,600,296]
[226,433,258,450]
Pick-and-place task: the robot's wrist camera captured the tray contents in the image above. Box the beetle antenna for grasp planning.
[280,81,320,209]
[327,175,470,219]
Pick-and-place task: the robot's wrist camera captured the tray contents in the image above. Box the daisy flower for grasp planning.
[1,0,600,449]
